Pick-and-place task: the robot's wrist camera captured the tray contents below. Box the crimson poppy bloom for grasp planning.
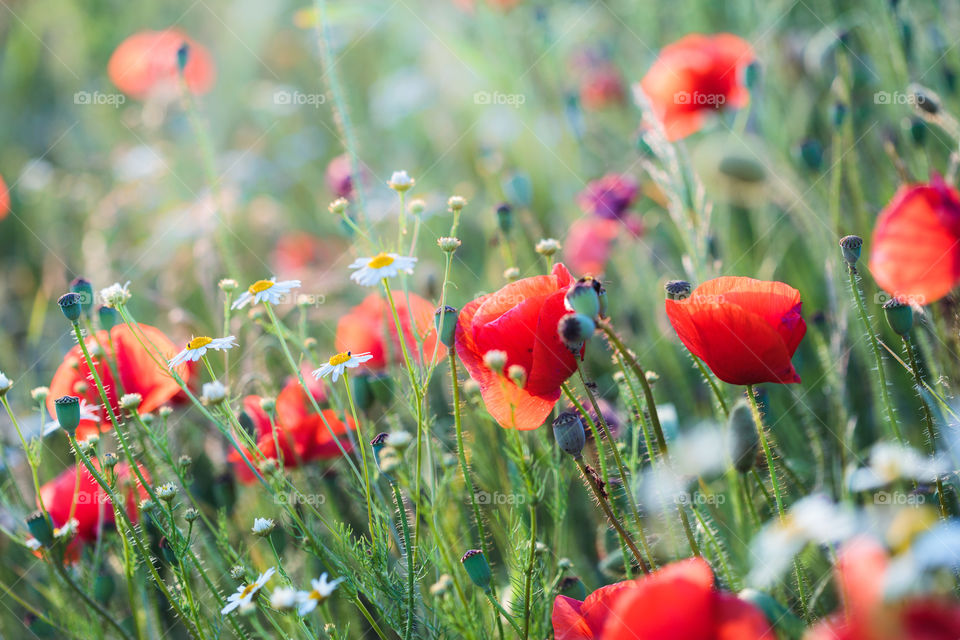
[229,378,354,483]
[0,174,9,220]
[335,292,444,370]
[108,29,215,99]
[39,461,149,544]
[868,175,960,306]
[580,66,626,110]
[552,557,773,640]
[455,263,581,429]
[665,276,806,385]
[639,33,753,140]
[577,174,639,221]
[807,537,960,640]
[47,324,187,439]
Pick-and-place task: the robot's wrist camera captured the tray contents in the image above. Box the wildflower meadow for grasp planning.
[4,1,960,639]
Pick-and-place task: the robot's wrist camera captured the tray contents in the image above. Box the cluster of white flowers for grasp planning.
[221,567,344,617]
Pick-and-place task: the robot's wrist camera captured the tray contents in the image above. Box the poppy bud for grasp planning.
[558,313,595,351]
[496,203,513,233]
[839,235,862,265]
[460,549,492,591]
[54,395,81,432]
[799,139,824,171]
[718,155,767,184]
[728,400,759,473]
[434,306,458,348]
[909,83,941,116]
[176,43,190,74]
[553,411,586,458]
[908,117,927,145]
[744,60,760,90]
[565,278,601,318]
[58,293,83,324]
[98,305,120,331]
[883,298,914,336]
[69,278,94,317]
[371,433,393,480]
[102,452,119,469]
[26,511,55,548]
[665,280,692,300]
[557,576,587,601]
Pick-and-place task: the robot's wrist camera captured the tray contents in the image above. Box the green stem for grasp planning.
[484,592,523,637]
[746,385,785,519]
[392,482,415,640]
[903,335,948,518]
[343,374,376,537]
[51,556,134,640]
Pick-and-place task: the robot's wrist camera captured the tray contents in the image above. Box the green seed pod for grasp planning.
[434,306,458,349]
[54,395,81,433]
[883,298,914,336]
[98,305,120,330]
[460,549,492,591]
[557,313,595,351]
[565,279,601,318]
[557,576,588,601]
[718,155,767,184]
[70,278,94,317]
[553,411,586,458]
[176,43,190,74]
[744,61,761,90]
[665,280,692,301]
[57,293,83,324]
[728,400,759,473]
[839,235,862,265]
[496,203,513,233]
[26,511,55,547]
[799,139,824,171]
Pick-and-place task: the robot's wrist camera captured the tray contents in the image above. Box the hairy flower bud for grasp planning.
[553,411,586,457]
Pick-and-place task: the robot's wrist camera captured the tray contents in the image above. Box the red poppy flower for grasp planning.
[639,33,753,140]
[229,379,354,483]
[580,67,626,111]
[577,174,639,221]
[666,276,806,385]
[455,263,581,429]
[47,324,187,439]
[325,154,355,199]
[108,29,215,99]
[563,217,628,276]
[335,292,444,370]
[807,537,960,640]
[868,175,960,306]
[0,174,9,220]
[38,461,149,544]
[553,557,773,640]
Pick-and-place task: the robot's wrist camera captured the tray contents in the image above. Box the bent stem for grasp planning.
[484,591,523,637]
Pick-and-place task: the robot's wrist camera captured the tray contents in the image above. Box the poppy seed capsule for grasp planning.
[728,400,759,473]
[553,411,586,457]
[460,549,492,591]
[54,395,81,432]
[98,305,120,330]
[558,313,595,350]
[496,203,513,233]
[70,278,94,316]
[839,235,862,265]
[883,298,914,336]
[434,306,458,348]
[557,576,588,601]
[565,278,601,318]
[665,280,692,301]
[58,292,83,323]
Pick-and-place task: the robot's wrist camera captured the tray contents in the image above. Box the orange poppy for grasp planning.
[868,176,960,306]
[108,29,215,99]
[455,263,581,429]
[639,33,753,140]
[335,292,443,370]
[665,276,806,385]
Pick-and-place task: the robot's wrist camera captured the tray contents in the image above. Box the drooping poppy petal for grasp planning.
[108,29,215,99]
[868,176,960,305]
[666,276,805,385]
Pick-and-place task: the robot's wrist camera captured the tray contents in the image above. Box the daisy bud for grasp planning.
[504,267,520,282]
[665,280,692,301]
[58,292,83,323]
[158,406,173,418]
[259,458,279,476]
[460,549,492,591]
[553,411,586,458]
[328,197,349,215]
[883,298,914,336]
[496,203,513,233]
[259,397,276,414]
[565,277,601,318]
[728,400,759,473]
[386,430,413,451]
[409,198,426,216]
[54,395,81,432]
[78,436,98,455]
[839,235,862,265]
[303,337,318,352]
[483,350,508,374]
[26,511,55,547]
[218,278,239,293]
[178,455,193,472]
[437,236,461,253]
[434,306,458,348]
[30,386,48,403]
[557,558,574,570]
[184,508,200,523]
[120,393,142,412]
[557,313,595,350]
[645,370,659,385]
[230,565,246,581]
[102,452,119,469]
[98,305,120,330]
[252,517,276,537]
[140,413,155,426]
[388,170,415,192]
[69,278,94,317]
[447,195,467,212]
[535,238,561,257]
[0,372,10,398]
[202,381,227,405]
[508,364,527,389]
[140,499,156,514]
[99,282,131,308]
[379,454,401,475]
[558,576,587,601]
[156,483,178,502]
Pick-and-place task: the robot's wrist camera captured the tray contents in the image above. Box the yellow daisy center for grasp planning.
[239,583,257,599]
[187,336,213,350]
[328,351,352,366]
[308,590,325,602]
[249,279,275,294]
[367,253,395,269]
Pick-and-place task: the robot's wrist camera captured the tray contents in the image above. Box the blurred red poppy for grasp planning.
[564,216,639,276]
[868,176,960,306]
[580,66,626,110]
[47,324,186,439]
[229,379,354,483]
[577,174,638,220]
[325,154,355,199]
[335,292,444,370]
[38,461,149,544]
[807,537,960,640]
[455,263,581,429]
[0,174,9,220]
[108,29,215,99]
[639,33,753,140]
[665,276,806,385]
[553,557,773,640]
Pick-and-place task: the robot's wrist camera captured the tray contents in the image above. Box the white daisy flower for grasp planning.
[848,442,948,492]
[222,567,276,615]
[311,351,374,383]
[387,170,415,192]
[297,573,345,615]
[0,371,11,396]
[168,336,238,368]
[270,586,299,611]
[100,282,131,307]
[43,399,100,436]
[252,517,275,537]
[231,278,301,310]
[348,253,417,286]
